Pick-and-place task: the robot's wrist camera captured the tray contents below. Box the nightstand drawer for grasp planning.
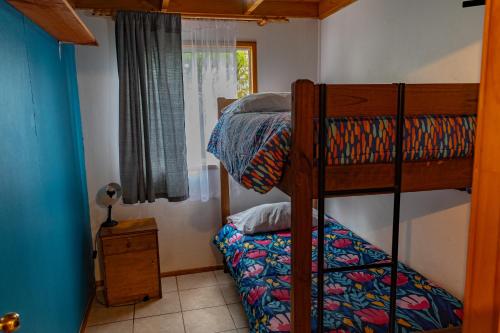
[102,233,157,255]
[104,249,160,304]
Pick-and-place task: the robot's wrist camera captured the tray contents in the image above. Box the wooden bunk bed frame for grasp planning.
[217,81,478,333]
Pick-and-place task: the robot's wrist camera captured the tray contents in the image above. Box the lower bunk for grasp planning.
[214,216,463,333]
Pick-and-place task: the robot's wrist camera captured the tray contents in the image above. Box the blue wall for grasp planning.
[0,1,93,332]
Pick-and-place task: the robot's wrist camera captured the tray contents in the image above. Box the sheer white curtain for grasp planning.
[182,20,237,202]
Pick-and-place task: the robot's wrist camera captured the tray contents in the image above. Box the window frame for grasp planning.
[236,41,258,94]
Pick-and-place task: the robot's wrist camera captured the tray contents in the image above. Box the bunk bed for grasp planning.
[210,81,479,333]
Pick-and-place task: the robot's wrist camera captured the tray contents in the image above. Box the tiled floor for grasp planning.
[86,271,250,333]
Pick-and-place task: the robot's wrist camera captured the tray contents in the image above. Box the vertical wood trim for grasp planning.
[463,0,500,331]
[250,42,258,93]
[290,80,315,333]
[217,98,231,226]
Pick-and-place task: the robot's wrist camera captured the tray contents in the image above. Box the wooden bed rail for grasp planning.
[322,84,398,117]
[278,158,475,196]
[321,83,478,117]
[405,84,478,116]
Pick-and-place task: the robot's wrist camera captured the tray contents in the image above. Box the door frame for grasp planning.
[463,0,500,331]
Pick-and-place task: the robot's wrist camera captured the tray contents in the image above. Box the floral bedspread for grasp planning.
[213,218,463,332]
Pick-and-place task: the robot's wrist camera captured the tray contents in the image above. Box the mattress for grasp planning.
[213,218,463,333]
[207,111,476,193]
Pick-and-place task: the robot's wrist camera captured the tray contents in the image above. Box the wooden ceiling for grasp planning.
[6,0,356,46]
[74,0,356,20]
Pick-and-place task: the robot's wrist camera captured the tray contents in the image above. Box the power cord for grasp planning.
[93,225,102,260]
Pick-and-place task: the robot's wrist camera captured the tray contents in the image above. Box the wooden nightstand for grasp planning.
[98,217,162,306]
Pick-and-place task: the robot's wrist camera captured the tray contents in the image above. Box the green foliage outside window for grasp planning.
[236,49,251,98]
[183,47,252,99]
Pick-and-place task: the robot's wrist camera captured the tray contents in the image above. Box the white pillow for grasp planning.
[227,202,319,235]
[224,93,291,114]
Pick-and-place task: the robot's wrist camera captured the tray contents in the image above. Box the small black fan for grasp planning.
[96,183,122,228]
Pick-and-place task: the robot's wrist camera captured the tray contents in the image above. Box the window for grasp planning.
[236,41,258,97]
[182,41,257,170]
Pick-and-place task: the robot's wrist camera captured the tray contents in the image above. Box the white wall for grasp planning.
[320,0,484,299]
[235,20,320,92]
[75,14,318,279]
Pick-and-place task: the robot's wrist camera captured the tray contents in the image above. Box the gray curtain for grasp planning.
[116,11,188,203]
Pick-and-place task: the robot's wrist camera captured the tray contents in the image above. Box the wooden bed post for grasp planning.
[217,98,234,273]
[290,80,315,333]
[463,0,500,331]
[217,98,232,227]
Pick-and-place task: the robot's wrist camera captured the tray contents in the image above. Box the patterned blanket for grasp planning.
[214,218,463,332]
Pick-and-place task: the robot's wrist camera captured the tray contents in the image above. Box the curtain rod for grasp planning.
[181,15,289,26]
[90,10,290,26]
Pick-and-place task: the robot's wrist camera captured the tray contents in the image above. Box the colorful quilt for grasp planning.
[213,218,463,333]
[207,112,476,193]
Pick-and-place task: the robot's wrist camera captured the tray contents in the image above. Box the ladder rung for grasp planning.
[322,261,392,274]
[324,187,397,197]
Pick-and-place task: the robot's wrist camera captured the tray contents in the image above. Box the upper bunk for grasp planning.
[212,81,479,198]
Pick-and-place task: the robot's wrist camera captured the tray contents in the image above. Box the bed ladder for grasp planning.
[316,83,406,333]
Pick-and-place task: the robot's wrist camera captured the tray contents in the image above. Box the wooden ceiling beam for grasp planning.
[318,0,355,19]
[245,0,266,15]
[253,1,318,18]
[162,0,170,11]
[166,0,317,18]
[165,0,245,15]
[76,0,319,18]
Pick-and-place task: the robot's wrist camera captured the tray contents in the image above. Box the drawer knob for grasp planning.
[126,240,132,248]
